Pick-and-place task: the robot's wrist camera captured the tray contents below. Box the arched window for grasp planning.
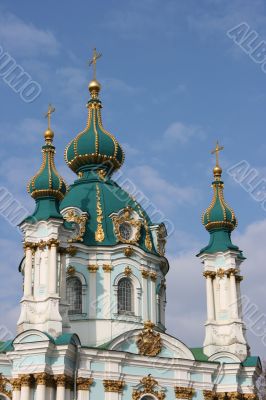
[141,396,156,400]
[118,278,133,314]
[66,277,82,315]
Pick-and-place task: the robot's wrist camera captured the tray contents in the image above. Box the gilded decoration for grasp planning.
[203,271,216,279]
[216,268,225,278]
[103,264,113,272]
[95,184,105,242]
[111,207,142,245]
[141,269,150,279]
[63,208,88,242]
[103,379,124,393]
[203,390,216,400]
[20,374,34,387]
[67,266,76,275]
[88,264,99,272]
[227,393,243,400]
[136,320,162,356]
[150,271,157,281]
[77,377,93,390]
[157,224,167,256]
[132,375,165,400]
[10,377,21,391]
[124,246,133,257]
[0,374,12,398]
[243,394,258,400]
[175,386,194,399]
[124,266,132,276]
[66,245,77,256]
[216,393,227,400]
[226,268,238,277]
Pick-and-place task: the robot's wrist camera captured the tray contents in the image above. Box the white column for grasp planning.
[60,251,67,301]
[77,377,93,400]
[56,386,65,400]
[150,275,156,323]
[24,244,33,297]
[34,247,40,297]
[102,265,112,318]
[88,267,97,318]
[205,272,215,320]
[49,240,58,295]
[229,270,238,319]
[12,380,21,400]
[141,271,149,321]
[36,384,46,400]
[20,386,30,400]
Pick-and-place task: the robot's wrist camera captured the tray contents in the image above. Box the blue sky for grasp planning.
[0,0,266,357]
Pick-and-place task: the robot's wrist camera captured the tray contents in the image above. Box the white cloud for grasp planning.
[126,165,200,212]
[0,11,59,56]
[163,121,206,144]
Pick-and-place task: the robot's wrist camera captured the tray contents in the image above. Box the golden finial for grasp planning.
[88,48,102,98]
[211,141,224,179]
[44,104,55,144]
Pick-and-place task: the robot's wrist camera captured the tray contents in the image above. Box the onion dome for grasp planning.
[25,106,68,223]
[199,142,242,256]
[64,78,124,176]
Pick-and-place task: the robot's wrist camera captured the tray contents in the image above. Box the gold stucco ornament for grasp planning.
[136,320,162,356]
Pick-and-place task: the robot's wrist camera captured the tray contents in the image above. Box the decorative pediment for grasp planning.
[132,375,165,400]
[110,207,142,245]
[61,207,88,242]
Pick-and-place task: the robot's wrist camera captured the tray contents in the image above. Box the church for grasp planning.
[0,50,261,400]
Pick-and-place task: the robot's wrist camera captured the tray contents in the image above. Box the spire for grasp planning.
[26,105,67,222]
[199,142,240,255]
[65,49,124,176]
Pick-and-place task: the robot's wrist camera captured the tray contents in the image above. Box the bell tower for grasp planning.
[198,142,248,361]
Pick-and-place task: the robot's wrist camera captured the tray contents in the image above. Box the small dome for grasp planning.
[28,133,67,201]
[65,80,124,175]
[202,179,237,232]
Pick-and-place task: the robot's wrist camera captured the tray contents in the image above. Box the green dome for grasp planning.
[28,131,67,201]
[60,172,156,254]
[202,179,237,232]
[65,82,124,175]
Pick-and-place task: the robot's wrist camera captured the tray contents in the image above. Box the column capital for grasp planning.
[203,390,216,400]
[48,238,60,248]
[243,394,258,400]
[66,245,77,256]
[11,377,21,390]
[175,386,194,399]
[34,372,51,386]
[142,269,150,279]
[103,264,113,272]
[103,379,124,393]
[23,241,35,250]
[203,271,216,279]
[88,264,99,272]
[55,374,67,387]
[77,377,94,390]
[227,393,242,400]
[150,271,157,281]
[20,374,34,387]
[216,393,227,400]
[226,268,238,277]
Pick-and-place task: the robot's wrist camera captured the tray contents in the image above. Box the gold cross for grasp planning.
[88,48,102,80]
[45,104,55,130]
[211,141,224,167]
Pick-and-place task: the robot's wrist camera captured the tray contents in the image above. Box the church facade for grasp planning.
[0,55,261,400]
